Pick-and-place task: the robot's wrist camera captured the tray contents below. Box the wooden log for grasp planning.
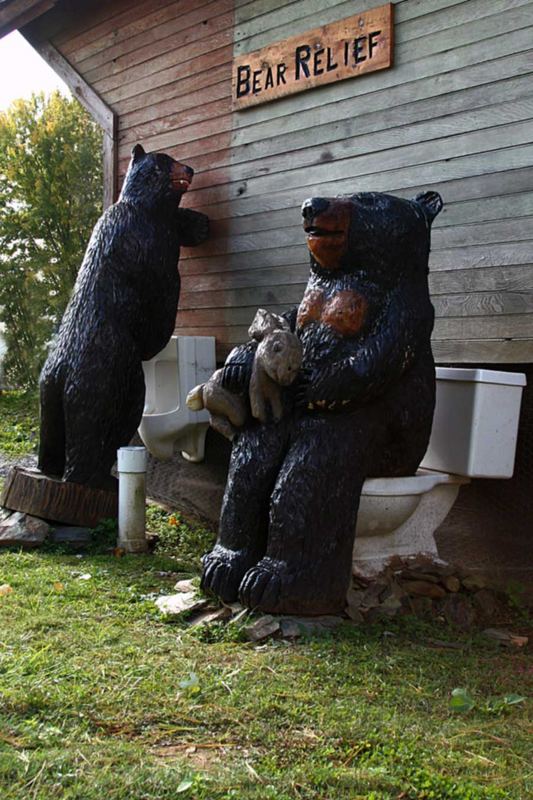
[0,467,118,528]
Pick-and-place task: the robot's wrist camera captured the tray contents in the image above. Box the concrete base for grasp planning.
[353,481,463,576]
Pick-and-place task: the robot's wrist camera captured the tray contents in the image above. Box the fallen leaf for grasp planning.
[176,778,193,793]
[503,693,526,706]
[0,584,13,597]
[53,582,64,592]
[77,573,92,581]
[179,672,201,696]
[449,687,475,713]
[245,761,263,783]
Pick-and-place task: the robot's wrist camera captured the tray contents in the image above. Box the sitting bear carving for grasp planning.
[38,144,209,490]
[201,190,442,615]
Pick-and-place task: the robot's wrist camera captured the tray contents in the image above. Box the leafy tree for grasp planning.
[0,91,103,388]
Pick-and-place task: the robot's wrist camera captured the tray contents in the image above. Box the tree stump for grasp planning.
[0,467,117,527]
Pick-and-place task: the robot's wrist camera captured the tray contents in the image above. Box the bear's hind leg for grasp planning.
[201,419,289,603]
[62,362,145,490]
[239,411,377,615]
[38,372,66,479]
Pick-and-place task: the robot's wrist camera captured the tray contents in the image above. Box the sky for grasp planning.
[0,30,69,111]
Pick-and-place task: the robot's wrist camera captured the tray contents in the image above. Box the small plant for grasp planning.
[450,687,526,715]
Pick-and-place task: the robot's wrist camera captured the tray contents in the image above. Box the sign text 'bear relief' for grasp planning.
[232,4,393,110]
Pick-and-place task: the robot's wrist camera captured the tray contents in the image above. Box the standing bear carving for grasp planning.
[202,190,442,615]
[38,144,209,490]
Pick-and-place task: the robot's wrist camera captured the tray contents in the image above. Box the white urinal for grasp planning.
[138,336,216,463]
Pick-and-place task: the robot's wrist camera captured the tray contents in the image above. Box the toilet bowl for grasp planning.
[353,367,526,574]
[138,336,216,462]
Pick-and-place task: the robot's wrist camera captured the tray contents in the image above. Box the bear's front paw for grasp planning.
[192,211,209,245]
[239,557,287,612]
[201,544,257,603]
[177,209,209,246]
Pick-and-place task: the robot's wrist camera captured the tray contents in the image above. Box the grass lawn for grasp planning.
[0,391,531,799]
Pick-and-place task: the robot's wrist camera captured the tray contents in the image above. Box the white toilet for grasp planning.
[139,342,526,572]
[138,336,216,462]
[353,367,526,574]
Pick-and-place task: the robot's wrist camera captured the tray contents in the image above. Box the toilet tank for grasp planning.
[420,367,526,479]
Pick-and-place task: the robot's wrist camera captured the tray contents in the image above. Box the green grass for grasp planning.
[0,541,531,800]
[0,390,39,458]
[0,390,531,798]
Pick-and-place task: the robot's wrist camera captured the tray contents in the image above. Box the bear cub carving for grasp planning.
[38,144,209,490]
[187,308,302,439]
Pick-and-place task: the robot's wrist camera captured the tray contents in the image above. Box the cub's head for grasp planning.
[257,331,303,386]
[248,308,302,386]
[120,144,194,206]
[301,191,443,284]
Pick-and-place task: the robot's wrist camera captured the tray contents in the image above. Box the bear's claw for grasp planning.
[201,545,257,603]
[239,558,284,612]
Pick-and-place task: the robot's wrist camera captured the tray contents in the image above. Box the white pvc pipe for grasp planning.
[117,446,148,553]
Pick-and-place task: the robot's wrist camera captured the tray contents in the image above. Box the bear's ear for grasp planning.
[131,143,146,162]
[414,190,443,223]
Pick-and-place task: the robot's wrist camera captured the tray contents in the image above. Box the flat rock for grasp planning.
[50,526,93,546]
[482,628,528,648]
[156,592,208,617]
[461,574,488,590]
[0,511,50,548]
[408,596,434,617]
[401,569,441,584]
[280,615,343,636]
[472,589,498,618]
[443,575,461,593]
[245,615,280,642]
[279,618,303,638]
[174,579,198,593]
[188,606,232,627]
[360,582,388,609]
[402,580,446,599]
[441,594,477,630]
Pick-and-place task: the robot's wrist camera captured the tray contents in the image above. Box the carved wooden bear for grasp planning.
[201,190,442,615]
[38,144,209,489]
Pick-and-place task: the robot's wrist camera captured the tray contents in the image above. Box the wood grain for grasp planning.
[1,467,118,527]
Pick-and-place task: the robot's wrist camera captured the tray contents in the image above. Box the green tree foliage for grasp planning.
[0,91,103,388]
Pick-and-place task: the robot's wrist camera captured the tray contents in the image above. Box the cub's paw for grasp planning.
[201,545,257,603]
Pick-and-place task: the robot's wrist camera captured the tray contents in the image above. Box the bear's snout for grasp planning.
[302,197,330,221]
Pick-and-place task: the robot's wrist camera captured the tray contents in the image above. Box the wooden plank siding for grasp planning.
[23,0,533,363]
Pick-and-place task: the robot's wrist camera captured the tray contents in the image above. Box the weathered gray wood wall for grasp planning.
[27,0,533,362]
[197,0,533,363]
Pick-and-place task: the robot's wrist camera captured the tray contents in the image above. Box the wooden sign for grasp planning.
[233,4,393,110]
